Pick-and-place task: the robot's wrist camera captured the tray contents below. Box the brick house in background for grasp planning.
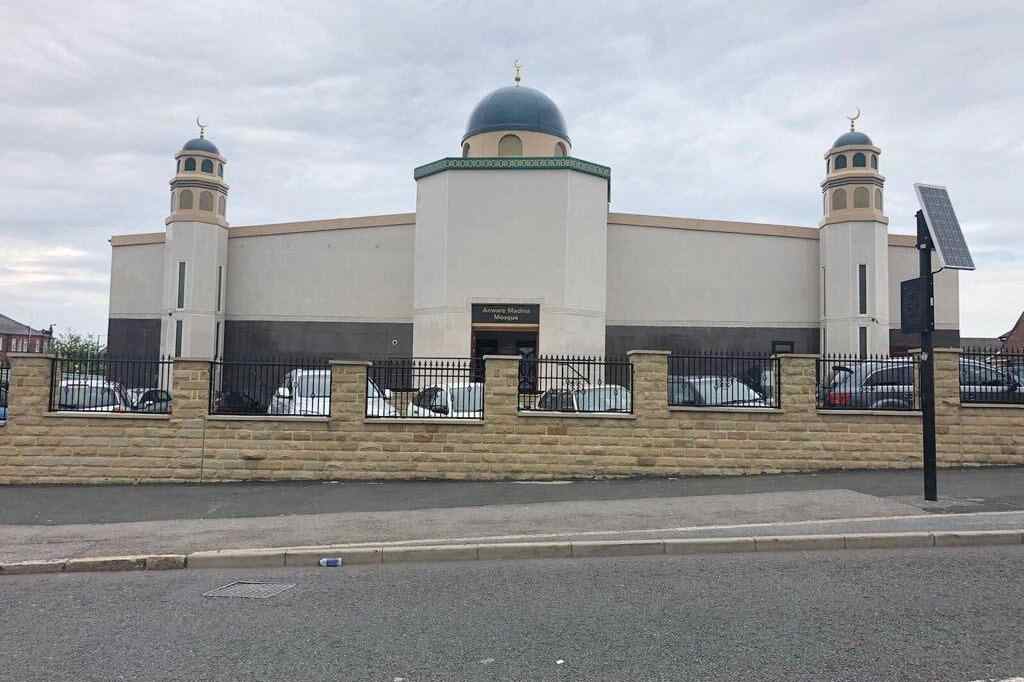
[1001,312,1024,351]
[0,314,52,361]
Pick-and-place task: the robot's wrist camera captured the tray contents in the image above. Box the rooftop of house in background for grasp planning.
[0,314,52,357]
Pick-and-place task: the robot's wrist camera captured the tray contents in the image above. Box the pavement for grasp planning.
[2,547,1022,681]
[4,467,1024,565]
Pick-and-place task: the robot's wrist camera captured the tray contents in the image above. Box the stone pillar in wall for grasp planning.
[482,356,519,423]
[329,360,371,425]
[3,353,54,430]
[625,350,669,420]
[776,354,819,417]
[932,348,963,465]
[170,359,211,479]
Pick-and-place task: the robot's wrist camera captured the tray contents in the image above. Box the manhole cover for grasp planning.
[203,581,295,599]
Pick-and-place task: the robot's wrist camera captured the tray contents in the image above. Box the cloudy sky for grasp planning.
[2,0,1022,339]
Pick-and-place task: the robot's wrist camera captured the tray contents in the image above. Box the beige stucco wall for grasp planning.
[606,222,820,327]
[109,242,164,319]
[413,168,608,357]
[819,220,891,355]
[2,350,1021,484]
[225,223,415,323]
[461,130,570,158]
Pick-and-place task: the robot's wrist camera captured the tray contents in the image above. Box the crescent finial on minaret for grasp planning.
[846,107,861,132]
[196,116,208,139]
[513,60,522,86]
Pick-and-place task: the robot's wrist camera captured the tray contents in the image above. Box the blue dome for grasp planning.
[182,137,220,154]
[463,86,570,144]
[833,131,872,148]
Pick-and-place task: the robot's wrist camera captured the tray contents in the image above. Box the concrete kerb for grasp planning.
[1,531,1022,575]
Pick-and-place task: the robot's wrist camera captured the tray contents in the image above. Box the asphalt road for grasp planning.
[2,546,1022,681]
[5,466,1024,525]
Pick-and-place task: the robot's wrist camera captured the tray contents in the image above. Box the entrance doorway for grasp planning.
[470,329,538,384]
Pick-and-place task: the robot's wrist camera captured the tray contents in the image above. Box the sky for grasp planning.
[1,0,1022,340]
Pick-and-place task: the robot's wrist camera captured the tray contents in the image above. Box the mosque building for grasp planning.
[106,70,960,361]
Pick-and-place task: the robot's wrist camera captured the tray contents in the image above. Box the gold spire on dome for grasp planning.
[846,107,861,132]
[196,116,208,139]
[513,60,522,86]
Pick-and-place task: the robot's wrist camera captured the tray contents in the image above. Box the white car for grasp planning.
[56,378,132,412]
[407,383,484,419]
[669,375,769,408]
[536,384,632,413]
[269,370,398,417]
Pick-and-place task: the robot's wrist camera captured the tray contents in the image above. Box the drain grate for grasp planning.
[203,581,295,599]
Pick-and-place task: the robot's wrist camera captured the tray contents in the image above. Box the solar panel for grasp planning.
[914,183,976,270]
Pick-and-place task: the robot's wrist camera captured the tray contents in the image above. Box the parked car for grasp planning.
[821,358,1020,409]
[365,378,399,417]
[669,375,769,408]
[407,383,484,418]
[213,391,262,415]
[820,360,916,409]
[127,388,172,413]
[56,379,132,412]
[536,384,633,413]
[268,369,332,416]
[959,359,1021,403]
[268,370,398,417]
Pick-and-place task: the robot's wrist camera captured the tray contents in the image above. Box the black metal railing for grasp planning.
[0,360,10,419]
[518,355,633,414]
[960,347,1024,405]
[816,354,920,411]
[210,357,331,417]
[366,358,482,419]
[49,355,174,414]
[668,352,780,409]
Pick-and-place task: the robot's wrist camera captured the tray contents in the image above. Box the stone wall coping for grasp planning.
[44,412,172,421]
[816,409,921,417]
[206,415,330,423]
[960,402,1024,410]
[363,418,485,425]
[481,355,521,361]
[517,410,638,420]
[625,349,672,357]
[6,353,56,359]
[670,406,783,415]
[329,360,372,367]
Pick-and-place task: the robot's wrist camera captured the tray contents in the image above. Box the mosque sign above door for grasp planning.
[471,304,540,325]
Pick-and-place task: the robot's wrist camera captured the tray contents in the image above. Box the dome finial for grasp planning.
[513,60,522,86]
[196,116,208,139]
[846,107,861,132]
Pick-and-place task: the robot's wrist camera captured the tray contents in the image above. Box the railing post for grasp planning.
[483,355,519,421]
[626,350,670,418]
[329,360,371,424]
[776,354,818,416]
[3,353,55,427]
[932,347,963,464]
[171,359,211,422]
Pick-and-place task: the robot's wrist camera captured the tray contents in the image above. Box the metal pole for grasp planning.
[917,210,938,501]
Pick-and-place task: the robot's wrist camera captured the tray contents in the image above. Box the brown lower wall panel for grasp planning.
[0,351,1021,484]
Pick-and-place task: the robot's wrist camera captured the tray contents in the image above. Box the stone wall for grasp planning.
[0,349,1021,484]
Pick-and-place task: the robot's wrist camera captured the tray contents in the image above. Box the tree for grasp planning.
[51,331,105,358]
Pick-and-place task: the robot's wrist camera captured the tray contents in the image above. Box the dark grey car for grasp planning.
[820,360,917,410]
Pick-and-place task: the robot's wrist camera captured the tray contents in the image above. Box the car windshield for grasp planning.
[449,385,483,413]
[60,385,120,408]
[574,385,631,412]
[686,377,763,406]
[293,373,330,398]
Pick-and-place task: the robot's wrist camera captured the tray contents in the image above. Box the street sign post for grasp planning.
[911,184,975,501]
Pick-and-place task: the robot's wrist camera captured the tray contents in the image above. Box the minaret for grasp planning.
[161,120,230,359]
[818,111,890,356]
